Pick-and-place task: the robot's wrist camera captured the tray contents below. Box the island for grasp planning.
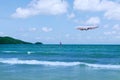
[35,42,43,45]
[0,36,42,44]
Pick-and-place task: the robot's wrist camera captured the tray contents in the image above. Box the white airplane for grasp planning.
[76,25,98,31]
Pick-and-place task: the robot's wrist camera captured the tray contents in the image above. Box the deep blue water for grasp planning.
[0,44,120,80]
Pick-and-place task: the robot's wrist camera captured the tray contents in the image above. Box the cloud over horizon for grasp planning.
[74,0,120,20]
[86,17,100,25]
[42,27,53,32]
[12,0,68,18]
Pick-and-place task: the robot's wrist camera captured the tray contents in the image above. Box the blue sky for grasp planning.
[0,0,120,44]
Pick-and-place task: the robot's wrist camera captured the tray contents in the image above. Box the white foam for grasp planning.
[86,63,120,69]
[0,58,120,69]
[2,51,17,53]
[0,58,80,66]
[27,51,33,55]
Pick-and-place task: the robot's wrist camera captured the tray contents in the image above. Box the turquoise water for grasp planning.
[0,44,120,80]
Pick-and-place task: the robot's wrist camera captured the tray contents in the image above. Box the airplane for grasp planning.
[76,25,98,31]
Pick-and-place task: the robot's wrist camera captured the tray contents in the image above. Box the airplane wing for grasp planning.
[76,26,98,31]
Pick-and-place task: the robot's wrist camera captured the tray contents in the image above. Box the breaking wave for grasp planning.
[2,51,18,53]
[0,58,120,69]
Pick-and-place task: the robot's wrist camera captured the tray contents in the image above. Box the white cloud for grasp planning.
[103,24,109,28]
[74,0,100,11]
[86,17,100,25]
[74,0,119,11]
[21,33,28,37]
[29,27,37,31]
[104,7,120,20]
[104,24,120,35]
[12,0,68,18]
[104,31,117,35]
[67,13,75,19]
[0,32,9,37]
[112,24,120,30]
[35,37,41,40]
[42,27,53,32]
[0,32,4,36]
[74,0,120,20]
[116,36,120,39]
[65,34,70,38]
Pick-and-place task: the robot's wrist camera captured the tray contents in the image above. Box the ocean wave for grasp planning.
[0,58,120,69]
[2,51,18,53]
[0,58,80,66]
[2,51,34,54]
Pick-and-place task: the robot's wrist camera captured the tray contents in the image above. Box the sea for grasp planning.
[0,44,120,80]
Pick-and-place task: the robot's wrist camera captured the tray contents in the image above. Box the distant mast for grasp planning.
[60,42,62,45]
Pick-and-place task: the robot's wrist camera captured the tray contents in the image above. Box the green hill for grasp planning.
[0,36,32,44]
